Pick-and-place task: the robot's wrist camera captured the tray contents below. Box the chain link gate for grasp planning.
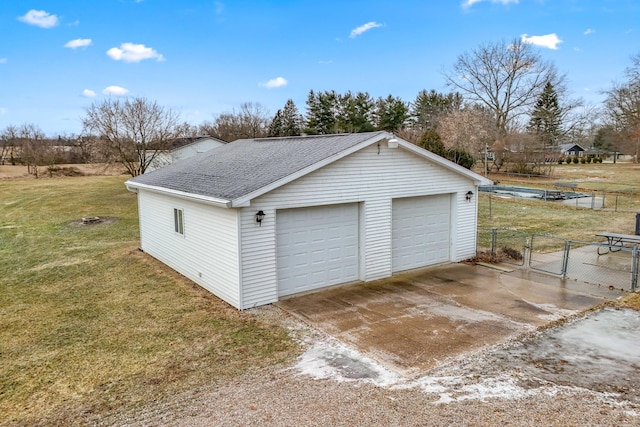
[529,234,568,275]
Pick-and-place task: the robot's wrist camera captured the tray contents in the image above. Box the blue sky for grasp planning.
[1,0,639,136]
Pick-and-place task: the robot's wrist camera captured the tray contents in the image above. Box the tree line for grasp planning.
[2,38,638,177]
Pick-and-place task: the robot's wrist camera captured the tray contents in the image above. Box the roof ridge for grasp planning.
[248,131,384,142]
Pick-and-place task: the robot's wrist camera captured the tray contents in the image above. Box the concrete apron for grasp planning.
[276,263,624,377]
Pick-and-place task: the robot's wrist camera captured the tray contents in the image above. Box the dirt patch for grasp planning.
[69,216,119,226]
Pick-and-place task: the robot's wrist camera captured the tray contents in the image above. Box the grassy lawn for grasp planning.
[0,176,298,425]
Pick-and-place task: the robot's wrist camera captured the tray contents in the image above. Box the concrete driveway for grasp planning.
[276,263,623,376]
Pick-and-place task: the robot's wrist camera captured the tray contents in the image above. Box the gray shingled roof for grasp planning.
[129,131,387,202]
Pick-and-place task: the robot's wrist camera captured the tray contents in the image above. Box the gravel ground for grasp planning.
[95,306,640,427]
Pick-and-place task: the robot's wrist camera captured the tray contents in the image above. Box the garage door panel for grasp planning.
[277,204,359,296]
[392,195,450,273]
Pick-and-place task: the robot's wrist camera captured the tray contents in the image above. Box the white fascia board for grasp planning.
[125,181,232,208]
[397,140,493,186]
[230,132,392,207]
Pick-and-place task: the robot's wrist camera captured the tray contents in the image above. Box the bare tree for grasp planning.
[82,97,183,176]
[604,53,640,161]
[17,124,50,177]
[436,105,497,157]
[199,102,270,141]
[444,38,559,135]
[0,125,19,165]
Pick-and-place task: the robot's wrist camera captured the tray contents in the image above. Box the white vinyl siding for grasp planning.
[239,143,478,308]
[137,190,241,308]
[276,204,359,296]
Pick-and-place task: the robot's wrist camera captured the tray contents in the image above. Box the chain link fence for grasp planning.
[563,242,637,290]
[478,230,639,291]
[480,184,640,212]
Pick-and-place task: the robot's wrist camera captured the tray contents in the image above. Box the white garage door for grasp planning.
[392,194,451,273]
[276,203,359,297]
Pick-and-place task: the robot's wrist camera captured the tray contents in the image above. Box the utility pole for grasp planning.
[484,144,489,177]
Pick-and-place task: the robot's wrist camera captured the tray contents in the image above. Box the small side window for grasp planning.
[174,208,184,235]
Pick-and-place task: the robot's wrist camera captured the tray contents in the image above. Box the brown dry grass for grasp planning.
[0,163,125,180]
[0,176,298,426]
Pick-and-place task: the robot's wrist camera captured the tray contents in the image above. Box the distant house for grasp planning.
[559,143,585,158]
[145,136,226,172]
[126,131,491,309]
[584,146,607,159]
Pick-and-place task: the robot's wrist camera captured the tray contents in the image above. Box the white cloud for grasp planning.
[83,89,96,97]
[521,33,562,50]
[106,43,165,63]
[462,0,518,8]
[0,108,7,115]
[350,21,383,38]
[65,38,92,49]
[261,77,288,88]
[0,58,7,64]
[102,86,129,96]
[18,10,59,28]
[584,28,595,35]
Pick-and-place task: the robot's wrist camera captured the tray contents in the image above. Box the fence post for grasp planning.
[561,240,571,278]
[491,228,497,257]
[524,235,531,271]
[632,246,639,291]
[489,193,492,218]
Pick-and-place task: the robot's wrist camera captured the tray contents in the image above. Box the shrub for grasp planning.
[46,166,85,177]
[572,156,579,164]
[447,148,475,169]
[558,158,564,164]
[499,246,523,260]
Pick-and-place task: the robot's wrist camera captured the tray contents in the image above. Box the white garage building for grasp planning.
[126,131,491,309]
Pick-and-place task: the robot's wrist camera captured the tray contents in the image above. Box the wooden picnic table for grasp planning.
[595,232,640,255]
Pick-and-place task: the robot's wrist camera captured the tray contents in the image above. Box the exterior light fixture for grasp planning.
[387,136,399,149]
[256,210,265,225]
[466,191,474,202]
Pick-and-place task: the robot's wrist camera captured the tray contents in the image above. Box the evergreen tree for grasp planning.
[374,95,409,132]
[417,129,447,157]
[412,90,463,131]
[267,110,284,137]
[305,90,339,134]
[281,99,302,136]
[338,91,375,133]
[268,100,302,137]
[528,82,563,152]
